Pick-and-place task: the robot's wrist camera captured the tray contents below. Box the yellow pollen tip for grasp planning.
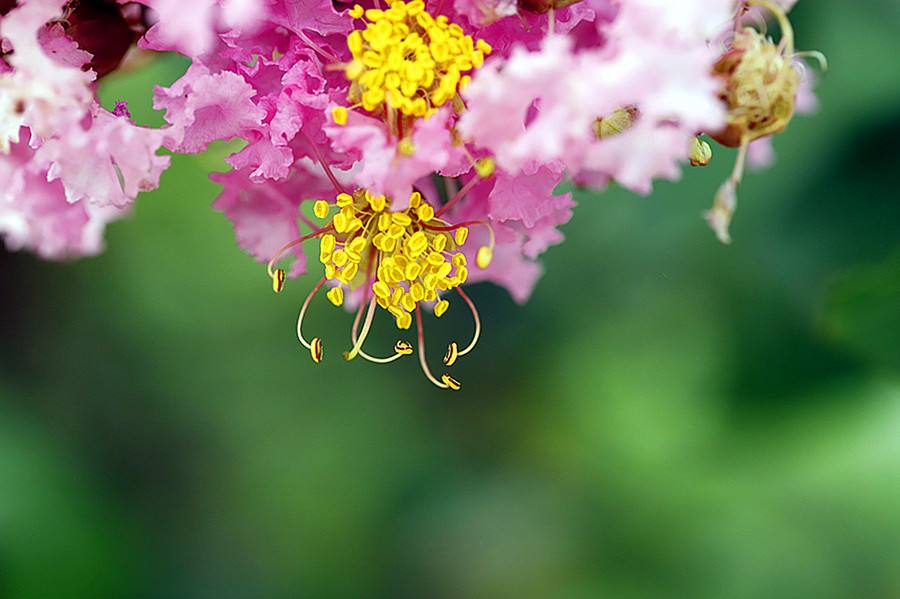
[434,299,449,317]
[394,340,414,355]
[326,286,344,306]
[476,246,492,269]
[313,200,330,219]
[398,138,416,156]
[475,157,495,178]
[331,106,349,125]
[441,373,462,391]
[272,268,286,293]
[310,337,324,363]
[443,341,458,366]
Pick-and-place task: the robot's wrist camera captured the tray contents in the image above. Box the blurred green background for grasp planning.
[2,1,900,597]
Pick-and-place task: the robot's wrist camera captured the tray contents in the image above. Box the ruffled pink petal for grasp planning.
[212,162,337,277]
[153,63,266,153]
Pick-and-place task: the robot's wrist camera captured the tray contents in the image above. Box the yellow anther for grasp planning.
[427,252,445,267]
[340,262,359,282]
[396,311,412,329]
[475,157,495,178]
[327,286,344,306]
[476,246,492,269]
[443,341,458,366]
[272,268,286,293]
[476,39,492,54]
[394,340,414,355]
[454,227,468,245]
[346,60,365,80]
[452,253,466,267]
[347,236,367,259]
[405,261,422,280]
[417,203,434,222]
[434,299,449,317]
[336,193,354,207]
[432,234,447,252]
[321,234,336,254]
[314,200,330,219]
[378,212,392,231]
[367,193,386,212]
[409,191,422,208]
[331,106,348,125]
[332,249,349,266]
[392,212,412,227]
[398,138,416,156]
[441,373,461,391]
[373,280,391,298]
[310,337,323,363]
[349,4,364,18]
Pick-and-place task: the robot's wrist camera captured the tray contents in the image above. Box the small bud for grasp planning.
[690,137,713,167]
[593,106,637,139]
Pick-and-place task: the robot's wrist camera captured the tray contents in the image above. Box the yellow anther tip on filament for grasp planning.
[398,139,416,156]
[348,4,364,18]
[443,341,459,366]
[476,246,493,269]
[310,337,324,363]
[394,340,414,355]
[272,268,286,293]
[475,157,495,178]
[441,373,462,391]
[331,106,348,125]
[434,299,449,317]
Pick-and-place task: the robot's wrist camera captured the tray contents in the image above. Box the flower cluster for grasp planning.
[1,0,823,389]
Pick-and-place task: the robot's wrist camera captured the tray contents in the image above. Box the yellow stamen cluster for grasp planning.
[316,189,469,329]
[343,0,492,118]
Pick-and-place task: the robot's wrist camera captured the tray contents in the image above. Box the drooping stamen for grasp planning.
[347,291,413,364]
[297,277,327,362]
[344,296,378,361]
[444,287,481,366]
[415,305,458,390]
[746,1,794,55]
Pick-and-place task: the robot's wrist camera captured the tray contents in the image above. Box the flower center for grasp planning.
[315,189,470,329]
[341,0,492,121]
[267,187,495,391]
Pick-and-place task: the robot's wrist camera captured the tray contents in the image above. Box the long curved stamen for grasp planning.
[297,277,327,361]
[344,296,378,361]
[348,292,412,364]
[267,225,334,281]
[455,286,481,357]
[416,305,460,390]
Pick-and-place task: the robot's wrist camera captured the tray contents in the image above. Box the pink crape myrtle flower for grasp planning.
[459,0,732,194]
[0,0,170,258]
